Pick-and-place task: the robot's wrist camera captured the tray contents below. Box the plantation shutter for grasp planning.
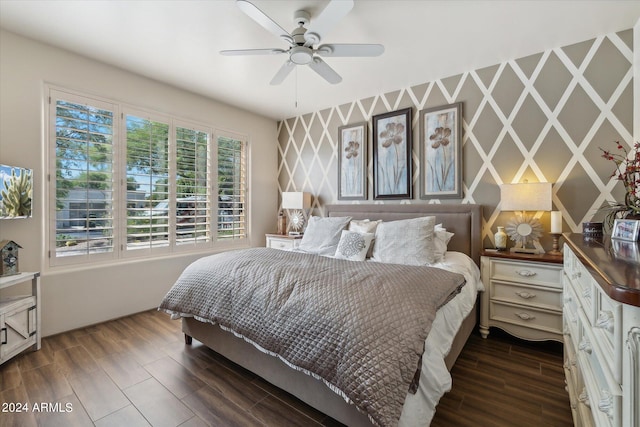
[125,113,170,252]
[175,125,211,245]
[216,135,246,240]
[51,92,116,262]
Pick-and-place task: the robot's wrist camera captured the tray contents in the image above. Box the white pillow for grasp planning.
[371,216,437,265]
[334,231,375,261]
[348,219,382,258]
[434,223,455,263]
[297,216,352,256]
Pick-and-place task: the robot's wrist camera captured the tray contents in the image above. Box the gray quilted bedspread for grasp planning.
[159,248,465,426]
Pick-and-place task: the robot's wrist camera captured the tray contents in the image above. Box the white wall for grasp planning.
[0,30,278,336]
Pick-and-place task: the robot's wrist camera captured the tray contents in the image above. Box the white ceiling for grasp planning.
[1,1,639,120]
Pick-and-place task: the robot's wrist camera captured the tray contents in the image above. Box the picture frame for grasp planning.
[419,102,463,199]
[0,164,33,219]
[337,122,367,200]
[611,218,640,241]
[372,107,412,200]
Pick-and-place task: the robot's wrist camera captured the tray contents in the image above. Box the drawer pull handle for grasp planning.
[516,269,536,277]
[578,337,592,354]
[1,327,6,345]
[515,312,535,321]
[573,272,582,279]
[598,390,613,418]
[515,291,536,299]
[595,311,614,333]
[578,388,590,407]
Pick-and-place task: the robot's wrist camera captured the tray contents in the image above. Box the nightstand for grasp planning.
[0,272,41,366]
[265,234,303,251]
[480,250,563,342]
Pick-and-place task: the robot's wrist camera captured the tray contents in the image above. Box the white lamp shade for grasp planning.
[500,182,552,212]
[281,192,311,209]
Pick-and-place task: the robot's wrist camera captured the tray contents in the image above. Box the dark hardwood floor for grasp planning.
[0,310,573,427]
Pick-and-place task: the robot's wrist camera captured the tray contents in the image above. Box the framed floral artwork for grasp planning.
[419,102,463,199]
[372,108,412,200]
[338,122,367,200]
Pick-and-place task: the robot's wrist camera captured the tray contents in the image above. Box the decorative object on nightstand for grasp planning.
[494,226,507,251]
[547,210,562,255]
[0,240,21,277]
[480,250,563,342]
[277,210,287,235]
[500,181,552,254]
[282,191,311,235]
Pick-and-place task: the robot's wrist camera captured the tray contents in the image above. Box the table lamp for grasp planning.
[281,192,311,235]
[500,182,552,254]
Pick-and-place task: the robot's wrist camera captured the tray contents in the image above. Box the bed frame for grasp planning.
[183,203,482,426]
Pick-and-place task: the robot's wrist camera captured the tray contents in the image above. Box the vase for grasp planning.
[495,226,507,251]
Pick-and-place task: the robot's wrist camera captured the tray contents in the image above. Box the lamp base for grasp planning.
[546,233,562,256]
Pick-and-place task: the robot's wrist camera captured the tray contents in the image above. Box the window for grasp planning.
[216,134,246,240]
[48,88,248,266]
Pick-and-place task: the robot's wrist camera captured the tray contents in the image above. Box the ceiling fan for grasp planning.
[221,0,384,85]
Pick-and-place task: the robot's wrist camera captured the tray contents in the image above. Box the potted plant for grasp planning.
[599,141,640,230]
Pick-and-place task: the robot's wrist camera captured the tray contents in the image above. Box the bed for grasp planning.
[160,203,482,426]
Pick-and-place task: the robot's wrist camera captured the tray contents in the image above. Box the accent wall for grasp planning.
[277,29,635,250]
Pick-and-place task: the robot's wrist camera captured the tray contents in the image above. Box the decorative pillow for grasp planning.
[297,216,352,256]
[434,223,455,263]
[334,231,374,261]
[371,216,437,266]
[348,219,382,258]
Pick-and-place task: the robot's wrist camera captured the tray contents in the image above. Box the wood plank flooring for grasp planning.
[0,310,573,427]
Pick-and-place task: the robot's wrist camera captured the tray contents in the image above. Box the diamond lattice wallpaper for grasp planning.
[277,30,634,249]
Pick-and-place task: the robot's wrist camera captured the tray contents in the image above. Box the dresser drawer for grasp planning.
[576,339,622,426]
[592,288,623,384]
[492,280,562,310]
[488,259,562,288]
[490,300,563,334]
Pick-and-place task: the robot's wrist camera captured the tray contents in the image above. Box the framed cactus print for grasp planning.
[419,102,463,199]
[338,122,368,200]
[372,108,412,200]
[0,164,33,219]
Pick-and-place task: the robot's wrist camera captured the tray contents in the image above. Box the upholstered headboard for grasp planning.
[325,204,483,266]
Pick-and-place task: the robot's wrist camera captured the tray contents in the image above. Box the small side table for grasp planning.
[265,234,303,251]
[0,271,41,365]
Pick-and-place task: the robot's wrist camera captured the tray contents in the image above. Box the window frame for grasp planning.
[46,86,250,268]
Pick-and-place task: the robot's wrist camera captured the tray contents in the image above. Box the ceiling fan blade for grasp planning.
[308,57,342,84]
[304,0,354,46]
[270,61,295,85]
[236,0,293,44]
[221,48,285,56]
[316,44,384,57]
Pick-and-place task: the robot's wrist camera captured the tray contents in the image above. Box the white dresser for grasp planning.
[563,235,640,427]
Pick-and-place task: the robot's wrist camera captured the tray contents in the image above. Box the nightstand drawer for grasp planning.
[266,235,302,251]
[491,280,562,311]
[490,259,562,288]
[490,300,563,334]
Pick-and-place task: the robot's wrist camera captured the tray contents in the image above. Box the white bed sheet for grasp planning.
[399,251,483,426]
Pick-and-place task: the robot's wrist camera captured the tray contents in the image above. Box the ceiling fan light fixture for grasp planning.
[289,46,313,65]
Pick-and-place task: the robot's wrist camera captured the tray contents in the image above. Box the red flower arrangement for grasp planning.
[599,141,640,227]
